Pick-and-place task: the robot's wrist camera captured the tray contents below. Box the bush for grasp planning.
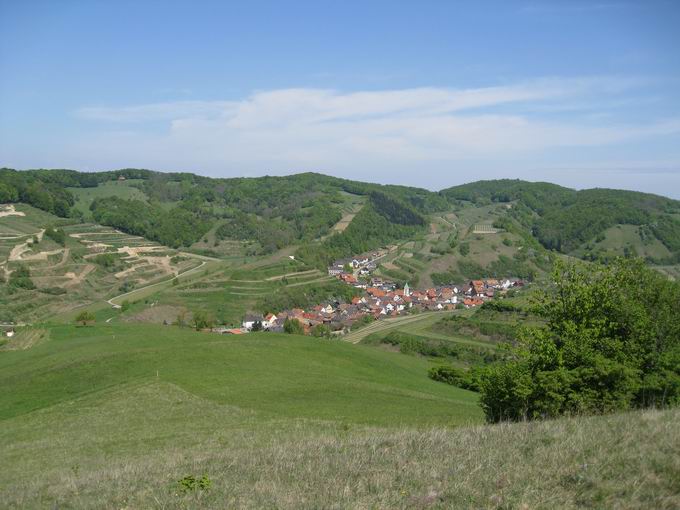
[75,310,95,326]
[284,318,304,335]
[428,366,482,391]
[8,264,35,290]
[478,259,680,423]
[44,226,66,246]
[192,310,214,330]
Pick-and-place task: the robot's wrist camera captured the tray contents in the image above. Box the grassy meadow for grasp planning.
[1,322,678,509]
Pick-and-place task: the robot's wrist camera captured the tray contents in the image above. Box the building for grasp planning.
[242,313,264,330]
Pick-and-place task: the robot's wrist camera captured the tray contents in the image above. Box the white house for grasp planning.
[242,313,264,330]
[263,313,277,329]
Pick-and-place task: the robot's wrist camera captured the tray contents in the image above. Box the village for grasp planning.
[229,252,525,336]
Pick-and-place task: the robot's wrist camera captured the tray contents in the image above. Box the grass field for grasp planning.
[0,322,676,508]
[68,180,148,219]
[570,224,672,260]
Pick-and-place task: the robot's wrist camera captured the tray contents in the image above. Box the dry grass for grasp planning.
[1,381,677,509]
[0,327,49,351]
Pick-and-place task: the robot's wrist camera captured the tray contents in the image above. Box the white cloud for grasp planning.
[65,77,680,192]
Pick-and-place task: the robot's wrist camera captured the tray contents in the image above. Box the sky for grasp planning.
[1,0,680,197]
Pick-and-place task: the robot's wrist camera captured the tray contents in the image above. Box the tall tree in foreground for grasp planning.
[480,258,680,423]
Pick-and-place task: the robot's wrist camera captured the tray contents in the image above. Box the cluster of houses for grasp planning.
[233,275,524,335]
[326,251,386,278]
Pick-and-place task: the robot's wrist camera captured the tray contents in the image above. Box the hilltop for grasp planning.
[0,322,677,508]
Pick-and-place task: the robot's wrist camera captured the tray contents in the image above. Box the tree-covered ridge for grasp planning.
[441,179,574,214]
[296,191,427,268]
[90,196,212,248]
[442,179,680,261]
[3,169,679,260]
[1,168,445,251]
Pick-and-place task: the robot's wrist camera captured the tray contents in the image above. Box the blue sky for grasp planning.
[1,0,680,196]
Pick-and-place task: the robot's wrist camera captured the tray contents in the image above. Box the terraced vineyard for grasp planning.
[0,207,204,323]
[109,258,341,327]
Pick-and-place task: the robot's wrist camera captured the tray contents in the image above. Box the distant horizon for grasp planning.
[5,165,679,200]
[2,1,679,197]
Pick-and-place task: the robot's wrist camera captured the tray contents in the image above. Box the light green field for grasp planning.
[0,323,481,425]
[68,180,148,219]
[0,322,676,508]
[571,224,672,260]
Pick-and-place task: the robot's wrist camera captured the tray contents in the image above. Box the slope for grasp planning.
[1,319,676,509]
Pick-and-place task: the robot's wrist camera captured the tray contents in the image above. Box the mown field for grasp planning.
[0,322,677,508]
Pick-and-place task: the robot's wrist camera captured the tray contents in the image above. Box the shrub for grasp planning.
[75,310,95,326]
[428,366,482,391]
[44,226,66,246]
[178,474,211,493]
[192,310,214,330]
[284,318,304,335]
[478,259,680,423]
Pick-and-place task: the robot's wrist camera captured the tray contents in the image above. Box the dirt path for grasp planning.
[64,264,96,287]
[18,248,64,262]
[0,205,25,218]
[8,242,31,261]
[343,312,454,344]
[107,260,207,307]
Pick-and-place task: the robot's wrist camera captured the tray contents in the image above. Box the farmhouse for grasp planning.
[242,313,264,330]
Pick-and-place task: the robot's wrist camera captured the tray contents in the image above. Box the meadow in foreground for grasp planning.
[1,323,678,508]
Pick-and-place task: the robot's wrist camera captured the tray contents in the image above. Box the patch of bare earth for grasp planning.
[122,305,189,324]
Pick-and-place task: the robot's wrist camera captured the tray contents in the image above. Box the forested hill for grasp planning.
[2,168,680,264]
[0,168,444,251]
[442,179,680,264]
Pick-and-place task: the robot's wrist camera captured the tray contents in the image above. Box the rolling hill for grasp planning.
[0,321,677,508]
[2,168,680,326]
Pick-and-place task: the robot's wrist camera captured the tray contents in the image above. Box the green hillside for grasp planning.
[3,169,680,324]
[441,179,680,264]
[0,322,676,508]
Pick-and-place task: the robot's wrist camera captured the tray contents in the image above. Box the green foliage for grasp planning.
[90,196,212,248]
[260,281,359,315]
[428,365,483,391]
[38,286,67,296]
[459,243,470,256]
[93,252,122,269]
[43,226,66,246]
[192,310,214,330]
[433,314,520,343]
[0,168,75,216]
[119,281,135,293]
[312,324,331,337]
[442,179,680,261]
[0,181,19,202]
[178,474,212,493]
[8,264,35,290]
[75,310,95,325]
[379,331,460,358]
[479,259,680,423]
[296,192,426,269]
[283,318,304,335]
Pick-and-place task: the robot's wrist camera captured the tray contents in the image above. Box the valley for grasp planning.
[1,168,679,508]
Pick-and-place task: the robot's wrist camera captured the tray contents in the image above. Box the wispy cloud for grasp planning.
[76,100,235,122]
[67,76,680,191]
